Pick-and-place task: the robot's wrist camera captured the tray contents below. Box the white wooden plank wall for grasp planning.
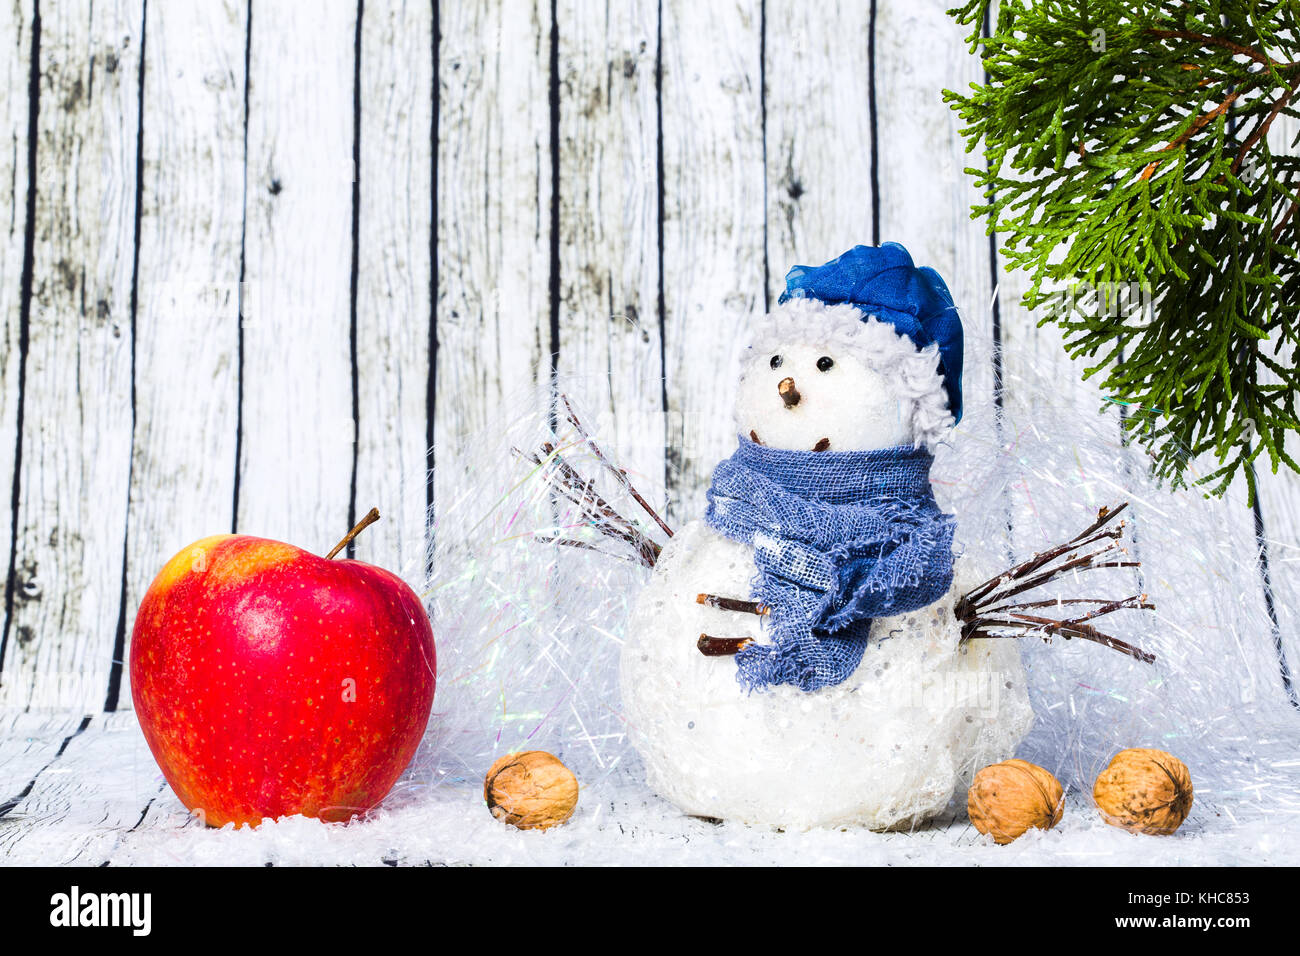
[0,1,35,710]
[237,3,356,551]
[435,0,552,528]
[556,0,662,482]
[764,1,873,295]
[0,0,1296,728]
[2,0,142,711]
[660,0,763,522]
[125,0,246,711]
[354,0,434,577]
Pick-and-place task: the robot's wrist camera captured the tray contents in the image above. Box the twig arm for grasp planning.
[956,502,1156,664]
[698,635,753,656]
[697,593,770,616]
[560,394,675,539]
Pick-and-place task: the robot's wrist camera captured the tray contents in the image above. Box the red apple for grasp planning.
[130,510,435,827]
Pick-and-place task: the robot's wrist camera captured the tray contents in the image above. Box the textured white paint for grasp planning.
[122,0,247,710]
[660,0,765,522]
[353,0,434,581]
[236,2,356,548]
[874,0,995,420]
[435,0,552,527]
[0,3,34,682]
[0,712,159,864]
[763,0,874,297]
[0,0,143,711]
[0,710,86,809]
[556,0,665,489]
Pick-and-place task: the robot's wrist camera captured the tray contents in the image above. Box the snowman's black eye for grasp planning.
[816,356,835,372]
[769,355,783,369]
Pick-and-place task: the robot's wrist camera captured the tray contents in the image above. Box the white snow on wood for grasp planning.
[1,713,1298,866]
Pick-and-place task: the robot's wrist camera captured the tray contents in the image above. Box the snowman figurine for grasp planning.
[621,243,1034,830]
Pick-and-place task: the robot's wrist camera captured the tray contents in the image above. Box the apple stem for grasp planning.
[326,507,381,559]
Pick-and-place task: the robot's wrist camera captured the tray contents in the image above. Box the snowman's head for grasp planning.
[735,297,955,453]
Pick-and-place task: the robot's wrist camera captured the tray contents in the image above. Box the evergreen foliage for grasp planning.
[945,1,1300,501]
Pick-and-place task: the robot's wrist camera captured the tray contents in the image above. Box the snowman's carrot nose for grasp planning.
[778,376,800,407]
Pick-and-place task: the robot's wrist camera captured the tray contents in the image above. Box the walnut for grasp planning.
[1093,748,1193,835]
[483,751,579,830]
[968,759,1065,845]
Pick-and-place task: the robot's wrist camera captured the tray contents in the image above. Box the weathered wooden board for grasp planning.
[659,0,764,522]
[555,0,664,489]
[0,710,87,810]
[120,0,248,711]
[1253,112,1300,696]
[0,0,1295,734]
[0,0,143,712]
[434,0,553,530]
[872,0,995,425]
[353,0,434,580]
[0,2,34,700]
[762,2,874,305]
[0,711,159,864]
[235,1,357,550]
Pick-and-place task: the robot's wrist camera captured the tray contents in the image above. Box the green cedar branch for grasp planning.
[945,1,1300,503]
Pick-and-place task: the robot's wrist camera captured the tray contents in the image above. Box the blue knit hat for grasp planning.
[778,243,964,423]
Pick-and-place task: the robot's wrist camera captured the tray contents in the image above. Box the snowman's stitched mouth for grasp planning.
[748,429,830,453]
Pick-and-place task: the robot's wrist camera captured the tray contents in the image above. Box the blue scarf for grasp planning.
[704,437,956,692]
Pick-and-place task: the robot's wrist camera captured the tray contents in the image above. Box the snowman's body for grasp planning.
[619,257,1034,830]
[622,521,1032,830]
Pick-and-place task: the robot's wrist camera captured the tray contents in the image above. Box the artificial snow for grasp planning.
[54,730,1300,867]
